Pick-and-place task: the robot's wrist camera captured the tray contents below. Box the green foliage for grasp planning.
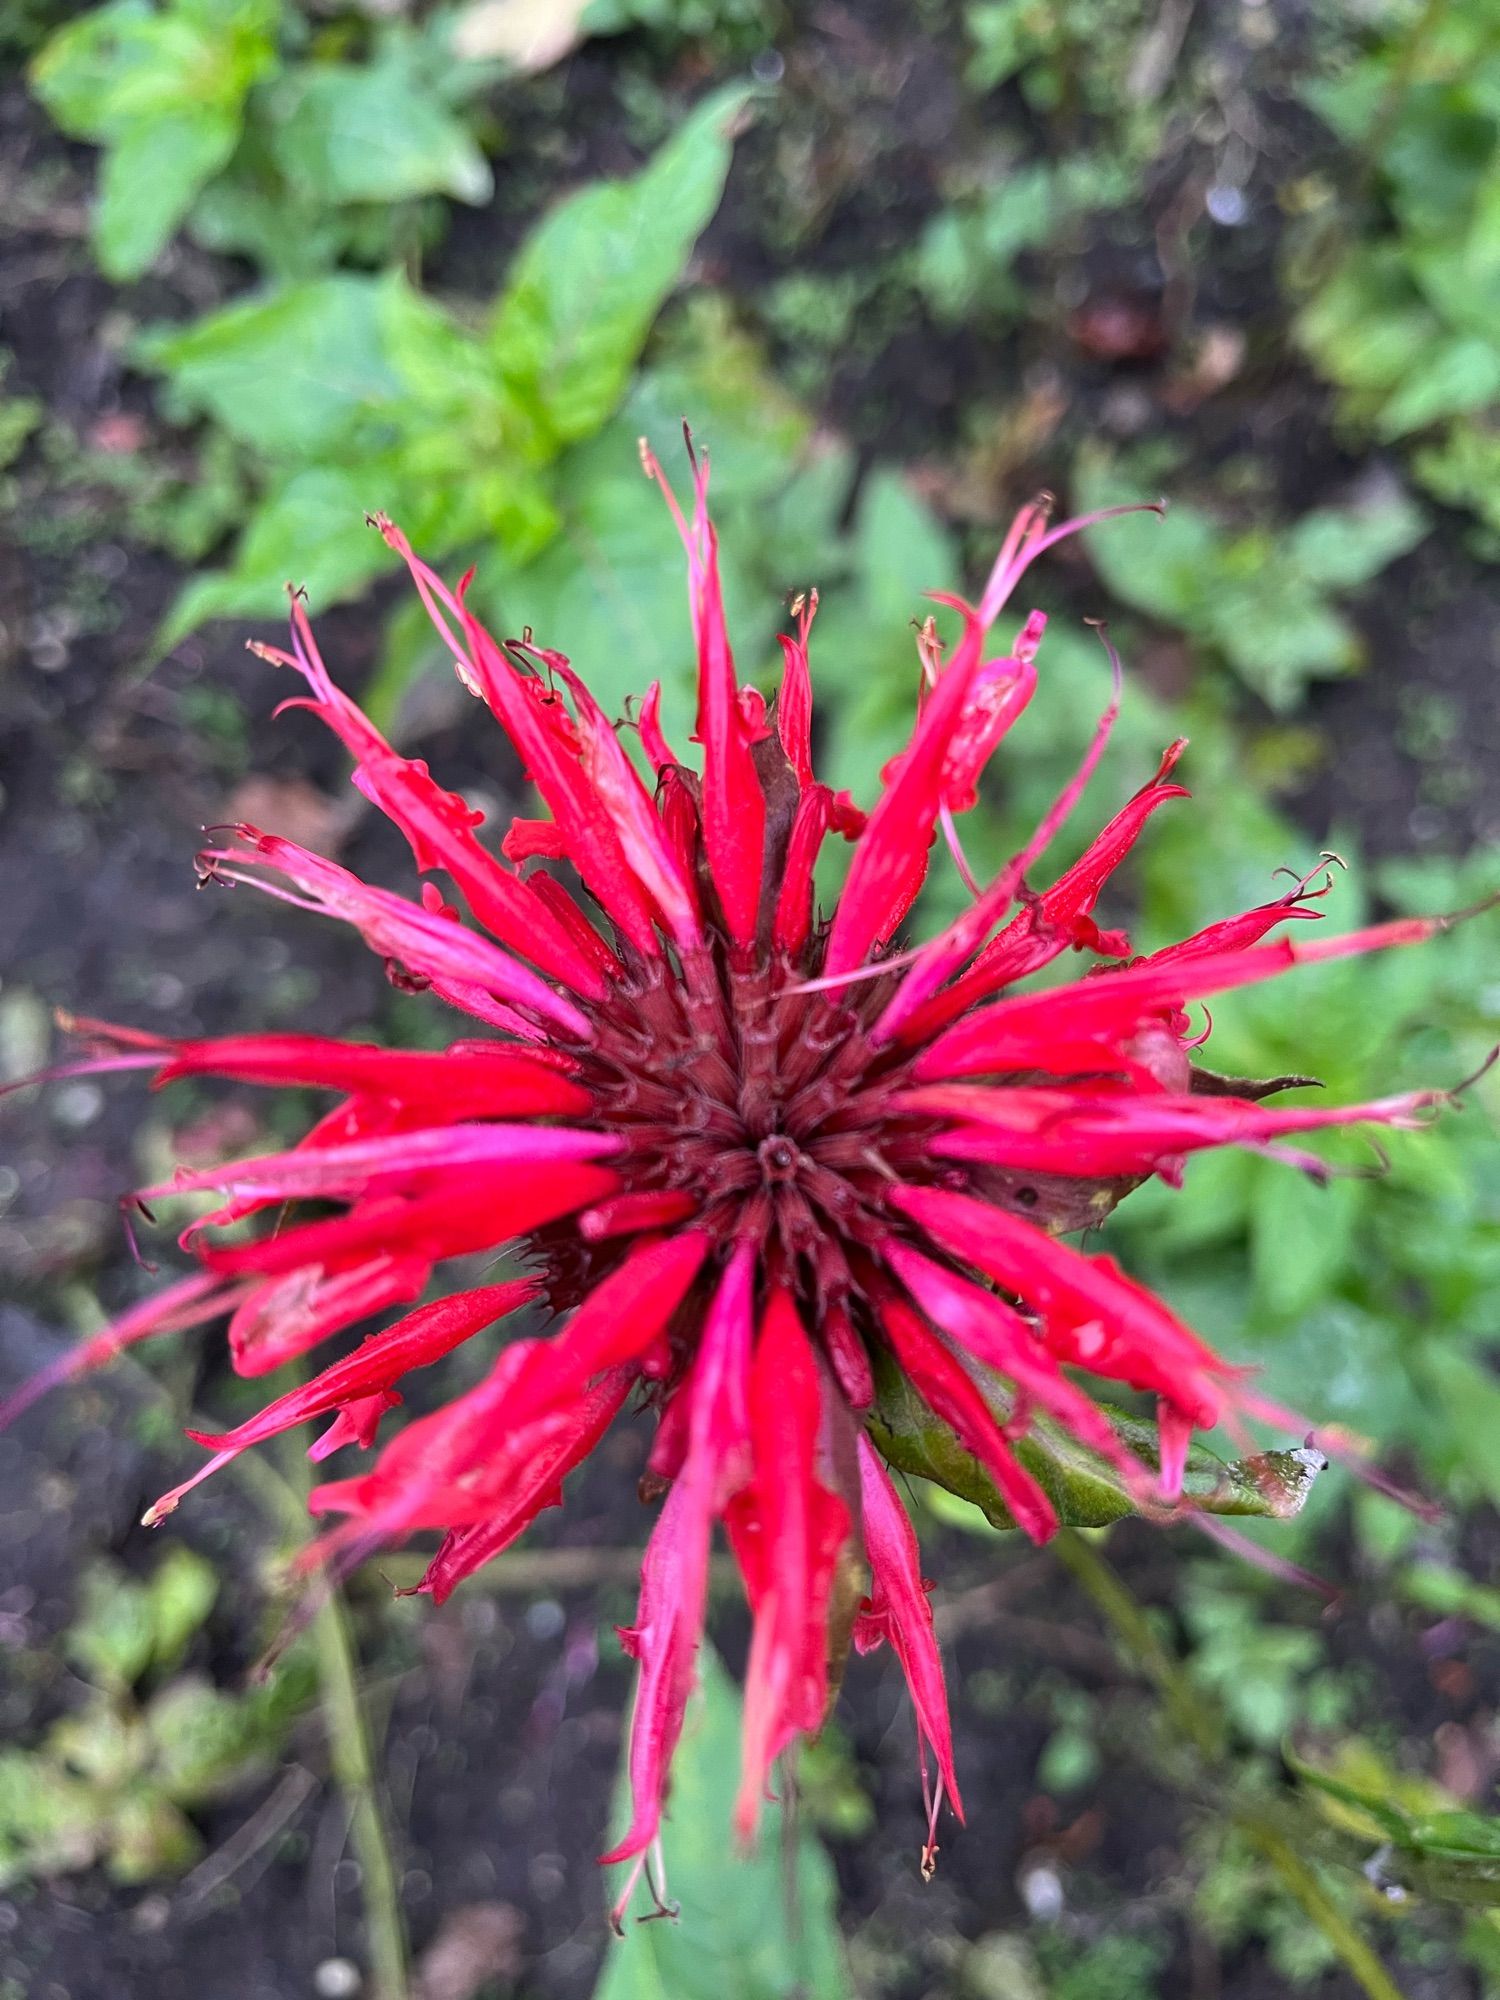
[31,0,281,279]
[916,156,1131,325]
[1182,1577,1349,1750]
[1290,1739,1500,1907]
[0,354,42,473]
[0,1547,314,1888]
[1033,1930,1172,2000]
[65,1544,218,1690]
[1292,9,1500,539]
[583,0,775,42]
[262,33,492,211]
[1108,824,1500,1508]
[594,1646,848,1999]
[490,81,752,448]
[31,5,498,283]
[140,86,750,652]
[1073,444,1427,711]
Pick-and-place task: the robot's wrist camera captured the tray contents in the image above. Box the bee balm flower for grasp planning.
[5,446,1455,1912]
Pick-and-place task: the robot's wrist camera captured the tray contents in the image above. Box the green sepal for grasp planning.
[865,1347,1324,1530]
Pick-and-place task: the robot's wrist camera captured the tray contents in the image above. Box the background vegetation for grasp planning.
[1,2,1498,1997]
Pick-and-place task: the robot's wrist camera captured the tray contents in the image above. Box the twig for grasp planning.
[178,1763,319,1910]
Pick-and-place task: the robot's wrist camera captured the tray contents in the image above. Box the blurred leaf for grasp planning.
[1249,1169,1365,1322]
[1074,446,1426,711]
[156,464,401,648]
[490,82,753,447]
[1289,1741,1500,1907]
[104,1791,201,1884]
[65,1564,159,1691]
[0,1750,109,1887]
[31,0,279,278]
[266,36,492,208]
[454,0,592,69]
[138,274,401,455]
[866,1347,1324,1532]
[62,1546,216,1690]
[142,1546,218,1677]
[594,1646,849,1999]
[1417,1346,1500,1511]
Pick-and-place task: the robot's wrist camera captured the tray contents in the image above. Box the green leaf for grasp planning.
[1249,1166,1365,1322]
[1073,445,1425,710]
[138,274,401,456]
[1289,1741,1500,1908]
[594,1646,849,2000]
[104,1791,201,1884]
[31,0,279,278]
[142,1545,218,1676]
[866,1347,1324,1531]
[490,82,753,447]
[1283,488,1428,590]
[156,464,400,647]
[1375,334,1500,438]
[266,37,493,208]
[65,1565,158,1691]
[94,109,242,280]
[0,1749,110,1888]
[1417,1346,1500,1511]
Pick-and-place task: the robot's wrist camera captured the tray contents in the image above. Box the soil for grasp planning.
[1,7,1496,1999]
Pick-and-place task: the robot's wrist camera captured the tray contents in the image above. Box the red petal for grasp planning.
[918,917,1440,1081]
[729,1288,850,1840]
[265,596,606,993]
[855,1435,964,1818]
[876,1294,1058,1543]
[892,1185,1235,1426]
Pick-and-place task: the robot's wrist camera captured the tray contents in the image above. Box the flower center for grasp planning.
[533,937,944,1320]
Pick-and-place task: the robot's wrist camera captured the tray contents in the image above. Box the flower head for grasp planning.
[6,444,1458,1910]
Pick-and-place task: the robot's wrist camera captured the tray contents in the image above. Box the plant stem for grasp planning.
[1243,1822,1407,2000]
[116,1353,412,2000]
[274,1439,410,2000]
[1052,1530,1406,2000]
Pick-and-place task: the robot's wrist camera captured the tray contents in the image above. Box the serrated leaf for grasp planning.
[865,1347,1323,1531]
[594,1646,849,2000]
[490,82,753,447]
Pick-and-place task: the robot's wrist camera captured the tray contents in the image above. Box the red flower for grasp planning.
[5,446,1456,1913]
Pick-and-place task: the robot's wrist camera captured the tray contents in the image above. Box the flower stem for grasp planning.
[121,1353,411,2000]
[271,1438,410,2000]
[1052,1530,1405,2000]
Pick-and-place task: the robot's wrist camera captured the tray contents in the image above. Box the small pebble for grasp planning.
[313,1958,362,1998]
